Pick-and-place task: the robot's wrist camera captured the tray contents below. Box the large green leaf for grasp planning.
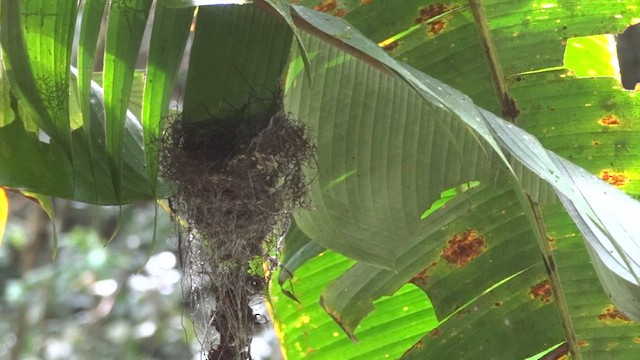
[141,4,193,194]
[0,76,159,204]
[266,2,640,359]
[77,0,107,203]
[0,51,14,127]
[279,34,566,359]
[272,250,439,360]
[0,0,178,204]
[77,0,106,131]
[287,34,498,269]
[282,3,640,280]
[102,0,153,199]
[183,5,292,119]
[0,0,78,156]
[543,202,640,357]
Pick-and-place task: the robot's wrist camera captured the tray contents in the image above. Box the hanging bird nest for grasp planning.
[160,93,315,360]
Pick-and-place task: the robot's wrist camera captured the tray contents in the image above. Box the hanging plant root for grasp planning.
[160,95,315,360]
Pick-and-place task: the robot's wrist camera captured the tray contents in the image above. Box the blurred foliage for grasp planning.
[0,194,194,360]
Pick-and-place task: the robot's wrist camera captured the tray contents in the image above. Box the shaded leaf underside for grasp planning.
[272,1,640,359]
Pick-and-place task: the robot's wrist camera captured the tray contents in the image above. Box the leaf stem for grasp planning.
[468,0,519,121]
[526,196,580,359]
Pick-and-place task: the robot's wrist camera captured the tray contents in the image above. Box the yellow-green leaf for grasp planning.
[0,188,8,246]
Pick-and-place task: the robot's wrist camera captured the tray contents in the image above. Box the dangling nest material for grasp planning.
[160,94,315,360]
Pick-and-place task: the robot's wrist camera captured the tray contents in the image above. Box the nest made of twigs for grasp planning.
[160,94,315,360]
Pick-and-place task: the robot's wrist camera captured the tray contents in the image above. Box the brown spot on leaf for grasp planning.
[334,8,347,17]
[529,279,553,303]
[415,4,450,24]
[314,0,347,16]
[592,140,601,146]
[414,4,451,35]
[415,4,451,35]
[441,229,486,266]
[598,305,631,323]
[454,308,470,318]
[542,344,569,360]
[314,0,337,12]
[600,170,629,187]
[606,342,620,350]
[578,340,589,347]
[410,268,429,285]
[599,114,621,126]
[361,0,373,4]
[409,262,437,286]
[383,41,400,52]
[429,20,446,35]
[502,94,521,120]
[429,328,441,337]
[494,302,503,307]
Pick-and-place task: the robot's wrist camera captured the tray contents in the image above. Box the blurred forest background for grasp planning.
[0,192,281,360]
